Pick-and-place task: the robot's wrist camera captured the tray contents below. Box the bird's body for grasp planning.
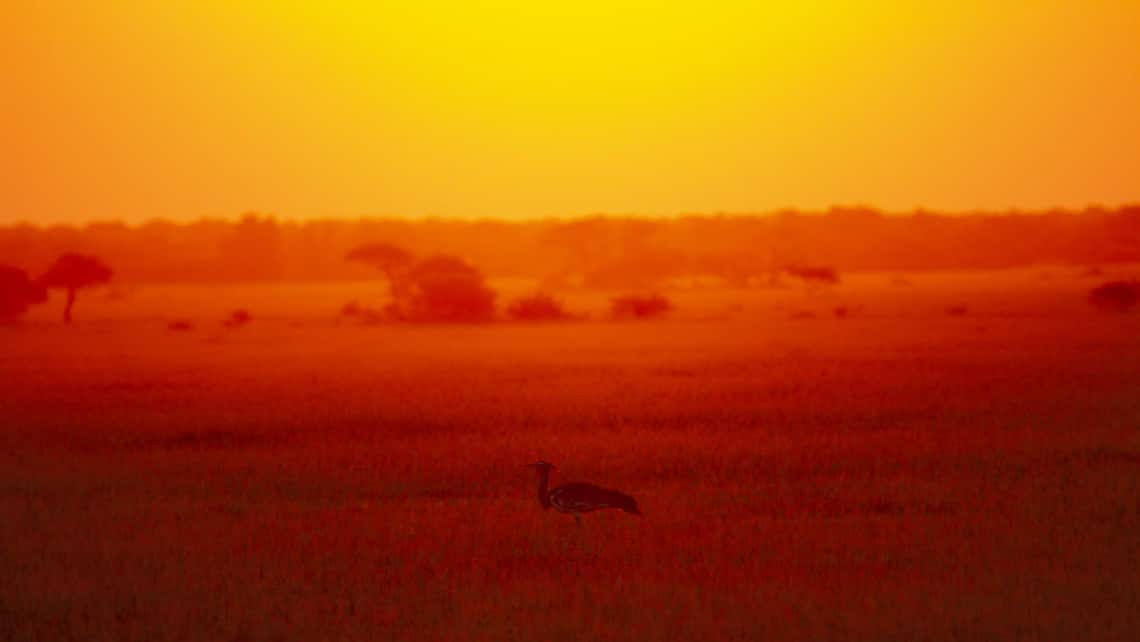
[549,482,641,515]
[528,461,641,522]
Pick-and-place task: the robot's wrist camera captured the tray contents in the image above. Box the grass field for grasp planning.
[2,274,1139,641]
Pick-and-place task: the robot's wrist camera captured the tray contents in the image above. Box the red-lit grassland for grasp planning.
[1,270,1138,641]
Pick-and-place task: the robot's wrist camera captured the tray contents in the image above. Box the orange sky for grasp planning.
[2,1,1138,224]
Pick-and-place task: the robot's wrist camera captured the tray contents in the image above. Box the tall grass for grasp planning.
[2,292,1138,641]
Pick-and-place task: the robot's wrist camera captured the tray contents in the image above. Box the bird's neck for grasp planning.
[536,469,551,509]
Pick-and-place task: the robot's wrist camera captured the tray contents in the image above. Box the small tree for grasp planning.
[394,254,496,322]
[346,242,415,313]
[0,265,47,321]
[39,254,112,324]
[507,293,570,321]
[1088,280,1140,313]
[347,243,413,280]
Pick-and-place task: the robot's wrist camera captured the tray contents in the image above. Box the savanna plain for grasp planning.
[2,273,1139,642]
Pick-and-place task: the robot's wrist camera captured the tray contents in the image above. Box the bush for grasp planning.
[610,294,672,320]
[784,265,839,285]
[224,309,252,327]
[0,265,47,320]
[507,293,570,321]
[394,255,496,323]
[1088,280,1140,313]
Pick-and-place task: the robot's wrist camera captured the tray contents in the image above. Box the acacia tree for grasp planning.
[39,253,112,324]
[346,242,415,304]
[346,243,414,281]
[0,265,47,321]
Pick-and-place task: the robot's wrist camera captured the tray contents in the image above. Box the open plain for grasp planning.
[2,274,1139,641]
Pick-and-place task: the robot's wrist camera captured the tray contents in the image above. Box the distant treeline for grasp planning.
[2,206,1138,287]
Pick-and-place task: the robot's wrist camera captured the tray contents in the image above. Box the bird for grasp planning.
[526,461,641,524]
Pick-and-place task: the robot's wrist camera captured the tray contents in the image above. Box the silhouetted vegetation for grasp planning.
[0,265,47,320]
[39,254,112,323]
[946,305,970,317]
[507,293,571,321]
[784,264,839,286]
[393,255,495,323]
[223,309,252,328]
[1088,280,1140,313]
[610,294,672,320]
[167,320,194,332]
[3,206,1138,287]
[346,242,414,294]
[340,301,385,324]
[346,242,413,275]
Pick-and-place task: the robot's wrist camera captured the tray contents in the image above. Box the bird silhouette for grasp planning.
[527,461,641,524]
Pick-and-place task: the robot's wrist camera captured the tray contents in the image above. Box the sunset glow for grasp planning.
[4,1,1138,222]
[5,5,1140,640]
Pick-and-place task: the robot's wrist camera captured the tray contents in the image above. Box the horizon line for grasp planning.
[4,202,1140,229]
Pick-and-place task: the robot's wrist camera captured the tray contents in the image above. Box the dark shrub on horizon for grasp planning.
[1088,280,1140,313]
[507,293,570,321]
[784,265,840,285]
[393,255,496,323]
[224,309,252,328]
[610,294,672,320]
[0,265,47,320]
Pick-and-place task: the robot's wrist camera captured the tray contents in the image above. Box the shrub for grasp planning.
[784,265,839,285]
[507,293,570,321]
[394,255,496,323]
[1088,280,1140,313]
[224,309,252,327]
[0,265,47,320]
[610,294,672,320]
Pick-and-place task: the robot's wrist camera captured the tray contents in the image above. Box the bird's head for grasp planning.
[527,460,557,472]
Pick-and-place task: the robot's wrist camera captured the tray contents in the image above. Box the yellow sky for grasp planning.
[2,1,1138,223]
